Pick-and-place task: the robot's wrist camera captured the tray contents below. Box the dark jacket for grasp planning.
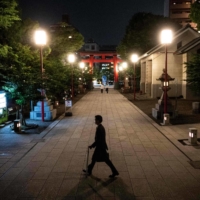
[91,124,108,161]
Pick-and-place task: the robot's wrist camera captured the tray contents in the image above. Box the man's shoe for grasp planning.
[109,172,119,178]
[82,169,91,176]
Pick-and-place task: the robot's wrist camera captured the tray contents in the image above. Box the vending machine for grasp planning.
[0,91,8,124]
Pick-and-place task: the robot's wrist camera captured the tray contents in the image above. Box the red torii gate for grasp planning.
[78,51,122,83]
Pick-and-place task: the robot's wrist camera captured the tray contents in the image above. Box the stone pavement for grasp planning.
[0,89,200,200]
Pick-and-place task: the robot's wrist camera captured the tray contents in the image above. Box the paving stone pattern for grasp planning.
[0,89,200,200]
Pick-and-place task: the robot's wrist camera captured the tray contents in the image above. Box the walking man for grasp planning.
[83,115,119,178]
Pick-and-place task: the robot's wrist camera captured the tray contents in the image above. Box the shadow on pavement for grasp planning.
[61,175,136,200]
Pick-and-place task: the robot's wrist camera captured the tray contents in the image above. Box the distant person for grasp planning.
[100,84,104,93]
[83,115,119,178]
[105,85,109,93]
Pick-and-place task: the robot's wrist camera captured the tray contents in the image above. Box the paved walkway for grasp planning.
[0,89,200,200]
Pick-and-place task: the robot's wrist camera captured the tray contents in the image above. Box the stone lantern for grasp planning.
[152,69,175,120]
[157,68,175,106]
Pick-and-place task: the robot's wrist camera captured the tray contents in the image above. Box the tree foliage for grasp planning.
[0,0,20,29]
[185,54,200,96]
[189,1,200,30]
[49,22,84,58]
[117,12,181,59]
[0,41,42,105]
[0,0,85,112]
[0,0,20,58]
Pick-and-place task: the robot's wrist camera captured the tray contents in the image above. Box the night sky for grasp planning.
[18,0,164,45]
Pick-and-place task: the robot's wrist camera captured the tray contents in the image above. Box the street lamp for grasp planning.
[160,29,172,114]
[34,30,47,121]
[79,62,85,92]
[68,54,76,99]
[130,54,138,100]
[118,65,124,89]
[122,62,127,69]
[79,62,85,70]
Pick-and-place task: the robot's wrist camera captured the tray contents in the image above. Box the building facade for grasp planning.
[140,25,200,100]
[164,0,196,28]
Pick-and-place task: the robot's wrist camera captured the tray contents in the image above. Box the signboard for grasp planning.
[0,92,6,109]
[65,100,72,107]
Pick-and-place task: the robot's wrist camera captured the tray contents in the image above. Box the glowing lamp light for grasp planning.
[163,81,169,86]
[188,128,198,145]
[160,30,172,44]
[189,132,193,138]
[17,122,21,128]
[34,30,47,45]
[79,62,85,69]
[119,66,123,71]
[68,54,76,63]
[130,54,138,63]
[122,62,127,68]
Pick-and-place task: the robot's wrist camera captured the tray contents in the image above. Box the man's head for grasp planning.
[95,115,102,125]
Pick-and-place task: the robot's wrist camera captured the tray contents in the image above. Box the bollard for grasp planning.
[14,119,21,132]
[188,128,197,145]
[55,101,59,106]
[161,113,170,125]
[192,102,199,114]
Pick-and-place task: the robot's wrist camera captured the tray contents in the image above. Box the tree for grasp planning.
[189,1,200,30]
[0,0,20,29]
[0,0,20,58]
[0,14,46,126]
[0,1,85,124]
[117,12,181,59]
[49,22,84,58]
[185,54,200,96]
[0,18,42,98]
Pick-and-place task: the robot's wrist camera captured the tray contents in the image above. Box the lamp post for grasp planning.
[68,54,76,99]
[34,30,47,121]
[122,62,129,89]
[160,29,172,114]
[79,62,85,78]
[79,62,85,92]
[122,62,127,69]
[118,66,124,88]
[130,54,138,100]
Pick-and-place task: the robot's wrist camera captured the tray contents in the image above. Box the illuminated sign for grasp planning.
[0,92,6,109]
[102,64,110,66]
